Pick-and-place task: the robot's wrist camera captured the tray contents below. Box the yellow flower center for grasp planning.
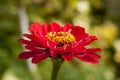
[45,31,76,45]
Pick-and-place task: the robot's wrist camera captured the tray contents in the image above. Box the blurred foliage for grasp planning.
[0,0,120,80]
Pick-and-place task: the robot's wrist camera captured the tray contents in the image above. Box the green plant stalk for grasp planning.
[51,58,64,80]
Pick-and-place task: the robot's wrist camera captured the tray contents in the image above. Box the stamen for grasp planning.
[45,31,76,45]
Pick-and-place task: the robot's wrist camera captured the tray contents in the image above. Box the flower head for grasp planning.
[18,22,101,64]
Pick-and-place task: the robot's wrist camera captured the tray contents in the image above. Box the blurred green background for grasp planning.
[0,0,120,80]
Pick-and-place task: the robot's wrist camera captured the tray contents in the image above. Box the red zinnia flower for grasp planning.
[18,22,101,64]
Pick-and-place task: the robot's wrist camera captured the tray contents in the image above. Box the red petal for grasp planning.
[63,23,72,32]
[18,39,40,47]
[43,23,52,34]
[86,53,101,59]
[50,51,57,58]
[82,36,97,46]
[51,22,62,32]
[22,34,40,45]
[71,26,85,42]
[47,40,57,49]
[78,33,89,41]
[23,34,33,40]
[19,37,48,48]
[74,36,97,47]
[74,48,86,57]
[19,51,33,59]
[50,47,64,58]
[29,22,45,37]
[37,37,48,48]
[25,45,45,52]
[75,55,99,64]
[62,52,74,61]
[86,48,101,59]
[32,53,49,63]
[86,48,102,53]
[64,45,72,52]
[18,39,31,44]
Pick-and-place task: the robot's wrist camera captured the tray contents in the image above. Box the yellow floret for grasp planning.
[45,31,76,45]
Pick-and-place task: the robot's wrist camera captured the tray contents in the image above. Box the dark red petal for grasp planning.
[32,53,49,63]
[75,55,99,64]
[63,23,72,32]
[71,26,85,42]
[62,52,74,61]
[51,22,62,32]
[19,51,33,59]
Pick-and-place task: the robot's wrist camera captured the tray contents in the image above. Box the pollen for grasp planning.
[45,31,76,44]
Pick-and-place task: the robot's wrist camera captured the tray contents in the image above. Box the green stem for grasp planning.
[51,58,64,80]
